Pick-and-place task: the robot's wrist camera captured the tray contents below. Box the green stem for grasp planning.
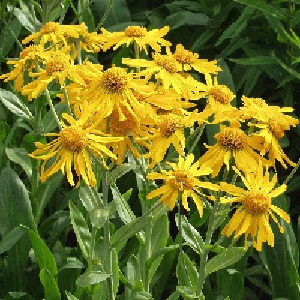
[45,88,62,130]
[134,41,140,73]
[102,167,114,300]
[197,169,228,296]
[62,84,73,116]
[143,224,152,292]
[95,0,114,31]
[283,157,300,185]
[188,124,205,155]
[76,39,83,65]
[197,198,220,296]
[88,227,97,272]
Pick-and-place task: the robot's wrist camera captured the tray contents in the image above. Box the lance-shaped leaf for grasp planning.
[175,214,205,255]
[0,89,33,123]
[205,247,246,276]
[69,201,91,259]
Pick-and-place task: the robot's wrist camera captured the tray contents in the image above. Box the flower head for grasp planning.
[123,53,202,99]
[196,73,239,124]
[171,44,221,74]
[198,123,266,177]
[29,112,123,186]
[0,44,48,91]
[22,22,103,54]
[240,96,299,168]
[99,25,171,53]
[21,51,85,100]
[147,154,218,215]
[145,112,197,168]
[80,66,153,121]
[219,164,290,251]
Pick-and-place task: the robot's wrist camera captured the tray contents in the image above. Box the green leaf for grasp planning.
[205,247,246,276]
[176,286,198,299]
[39,268,61,300]
[76,271,111,287]
[68,201,91,259]
[166,11,208,29]
[176,252,198,292]
[112,248,119,297]
[0,227,25,254]
[259,194,300,299]
[89,206,110,228]
[0,167,36,235]
[0,17,22,57]
[229,56,277,65]
[217,269,244,300]
[233,0,285,19]
[111,184,136,224]
[215,7,254,46]
[111,215,152,246]
[79,183,103,213]
[35,172,64,224]
[107,163,134,184]
[0,167,35,290]
[25,227,58,276]
[175,214,205,255]
[65,291,79,300]
[5,147,32,178]
[94,0,131,28]
[0,89,33,123]
[41,103,66,133]
[59,257,84,271]
[151,214,169,255]
[77,0,95,31]
[7,1,42,33]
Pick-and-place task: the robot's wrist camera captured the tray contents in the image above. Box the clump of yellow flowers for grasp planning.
[1,21,299,251]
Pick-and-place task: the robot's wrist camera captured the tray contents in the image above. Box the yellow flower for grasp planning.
[145,112,197,168]
[99,107,151,165]
[80,66,153,121]
[22,22,102,54]
[99,26,171,53]
[147,154,218,215]
[170,44,221,74]
[197,73,240,124]
[123,53,203,99]
[29,112,123,186]
[240,96,299,129]
[219,165,290,251]
[240,96,299,168]
[198,123,266,177]
[0,44,48,91]
[21,51,85,100]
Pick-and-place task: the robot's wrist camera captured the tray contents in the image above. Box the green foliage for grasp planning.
[0,0,300,299]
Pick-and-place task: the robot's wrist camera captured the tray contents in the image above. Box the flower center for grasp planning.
[60,126,87,152]
[124,26,147,37]
[100,67,128,93]
[109,109,135,135]
[208,85,233,105]
[172,170,195,190]
[216,127,247,150]
[20,45,42,59]
[251,97,268,107]
[159,116,178,137]
[268,118,285,139]
[46,59,67,75]
[133,91,147,101]
[243,192,271,214]
[154,54,179,73]
[173,45,195,64]
[41,22,60,34]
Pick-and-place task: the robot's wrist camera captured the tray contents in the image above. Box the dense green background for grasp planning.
[0,1,300,299]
